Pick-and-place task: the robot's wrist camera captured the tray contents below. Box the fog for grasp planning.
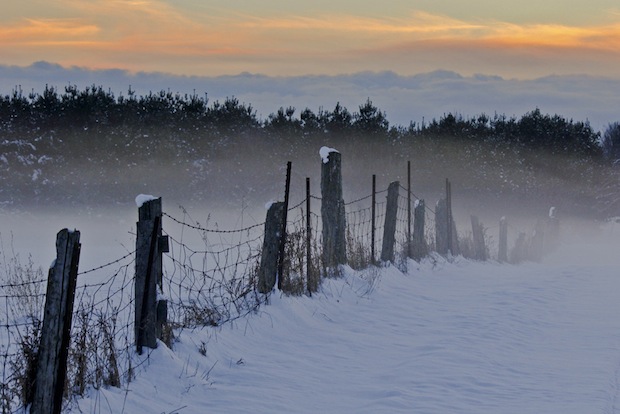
[0,132,616,274]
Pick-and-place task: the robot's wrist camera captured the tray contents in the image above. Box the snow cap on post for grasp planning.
[135,194,157,208]
[319,146,339,164]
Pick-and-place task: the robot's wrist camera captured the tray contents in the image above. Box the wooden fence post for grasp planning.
[498,217,508,262]
[277,161,292,290]
[446,179,453,254]
[320,147,346,272]
[407,161,412,258]
[381,181,400,263]
[435,198,449,255]
[371,174,376,265]
[258,202,285,293]
[31,229,81,414]
[470,215,488,261]
[135,197,169,354]
[435,198,459,256]
[306,178,319,295]
[412,199,427,260]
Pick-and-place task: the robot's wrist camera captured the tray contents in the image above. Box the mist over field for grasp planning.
[2,74,620,413]
[0,81,617,247]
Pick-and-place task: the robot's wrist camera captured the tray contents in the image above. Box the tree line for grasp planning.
[2,84,619,215]
[0,84,611,159]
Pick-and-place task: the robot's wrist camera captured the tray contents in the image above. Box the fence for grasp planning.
[0,147,561,413]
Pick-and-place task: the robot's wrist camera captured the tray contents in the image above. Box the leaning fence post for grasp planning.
[412,199,427,260]
[258,202,285,293]
[498,217,508,262]
[31,229,81,414]
[135,196,168,354]
[371,174,376,265]
[320,147,346,272]
[407,161,412,258]
[435,197,459,257]
[277,161,292,290]
[381,181,400,263]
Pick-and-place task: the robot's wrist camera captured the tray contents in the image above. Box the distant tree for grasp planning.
[299,107,328,137]
[515,108,599,156]
[207,97,259,136]
[602,122,620,164]
[353,99,389,136]
[325,102,353,136]
[265,106,302,137]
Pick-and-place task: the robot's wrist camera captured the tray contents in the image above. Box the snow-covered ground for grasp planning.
[67,219,620,414]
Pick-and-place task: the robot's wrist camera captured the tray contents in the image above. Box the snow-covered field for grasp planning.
[71,221,620,414]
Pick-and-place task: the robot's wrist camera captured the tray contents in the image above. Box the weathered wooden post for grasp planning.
[306,178,319,295]
[276,161,292,290]
[258,202,285,293]
[470,215,488,261]
[381,181,400,263]
[320,147,346,272]
[498,216,508,262]
[135,196,169,354]
[412,199,428,260]
[435,198,458,256]
[407,161,412,258]
[31,229,81,414]
[435,198,448,255]
[371,174,376,265]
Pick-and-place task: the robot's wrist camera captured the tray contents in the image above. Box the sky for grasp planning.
[2,0,620,78]
[1,1,620,129]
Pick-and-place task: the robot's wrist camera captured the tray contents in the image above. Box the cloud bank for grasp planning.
[1,61,619,132]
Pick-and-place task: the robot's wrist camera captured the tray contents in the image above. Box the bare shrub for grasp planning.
[0,243,46,411]
[346,228,372,270]
[8,320,40,408]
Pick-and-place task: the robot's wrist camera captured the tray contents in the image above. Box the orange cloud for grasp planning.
[481,21,620,51]
[0,18,100,43]
[1,4,619,78]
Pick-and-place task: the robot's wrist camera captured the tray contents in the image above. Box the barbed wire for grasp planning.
[0,279,47,289]
[163,212,265,234]
[78,250,135,276]
[288,198,306,211]
[398,184,437,215]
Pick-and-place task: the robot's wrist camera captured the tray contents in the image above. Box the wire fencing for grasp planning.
[162,210,265,329]
[0,244,139,412]
[0,157,555,413]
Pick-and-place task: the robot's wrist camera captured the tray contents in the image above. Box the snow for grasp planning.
[550,206,556,218]
[135,194,157,207]
[320,146,339,164]
[70,227,620,414]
